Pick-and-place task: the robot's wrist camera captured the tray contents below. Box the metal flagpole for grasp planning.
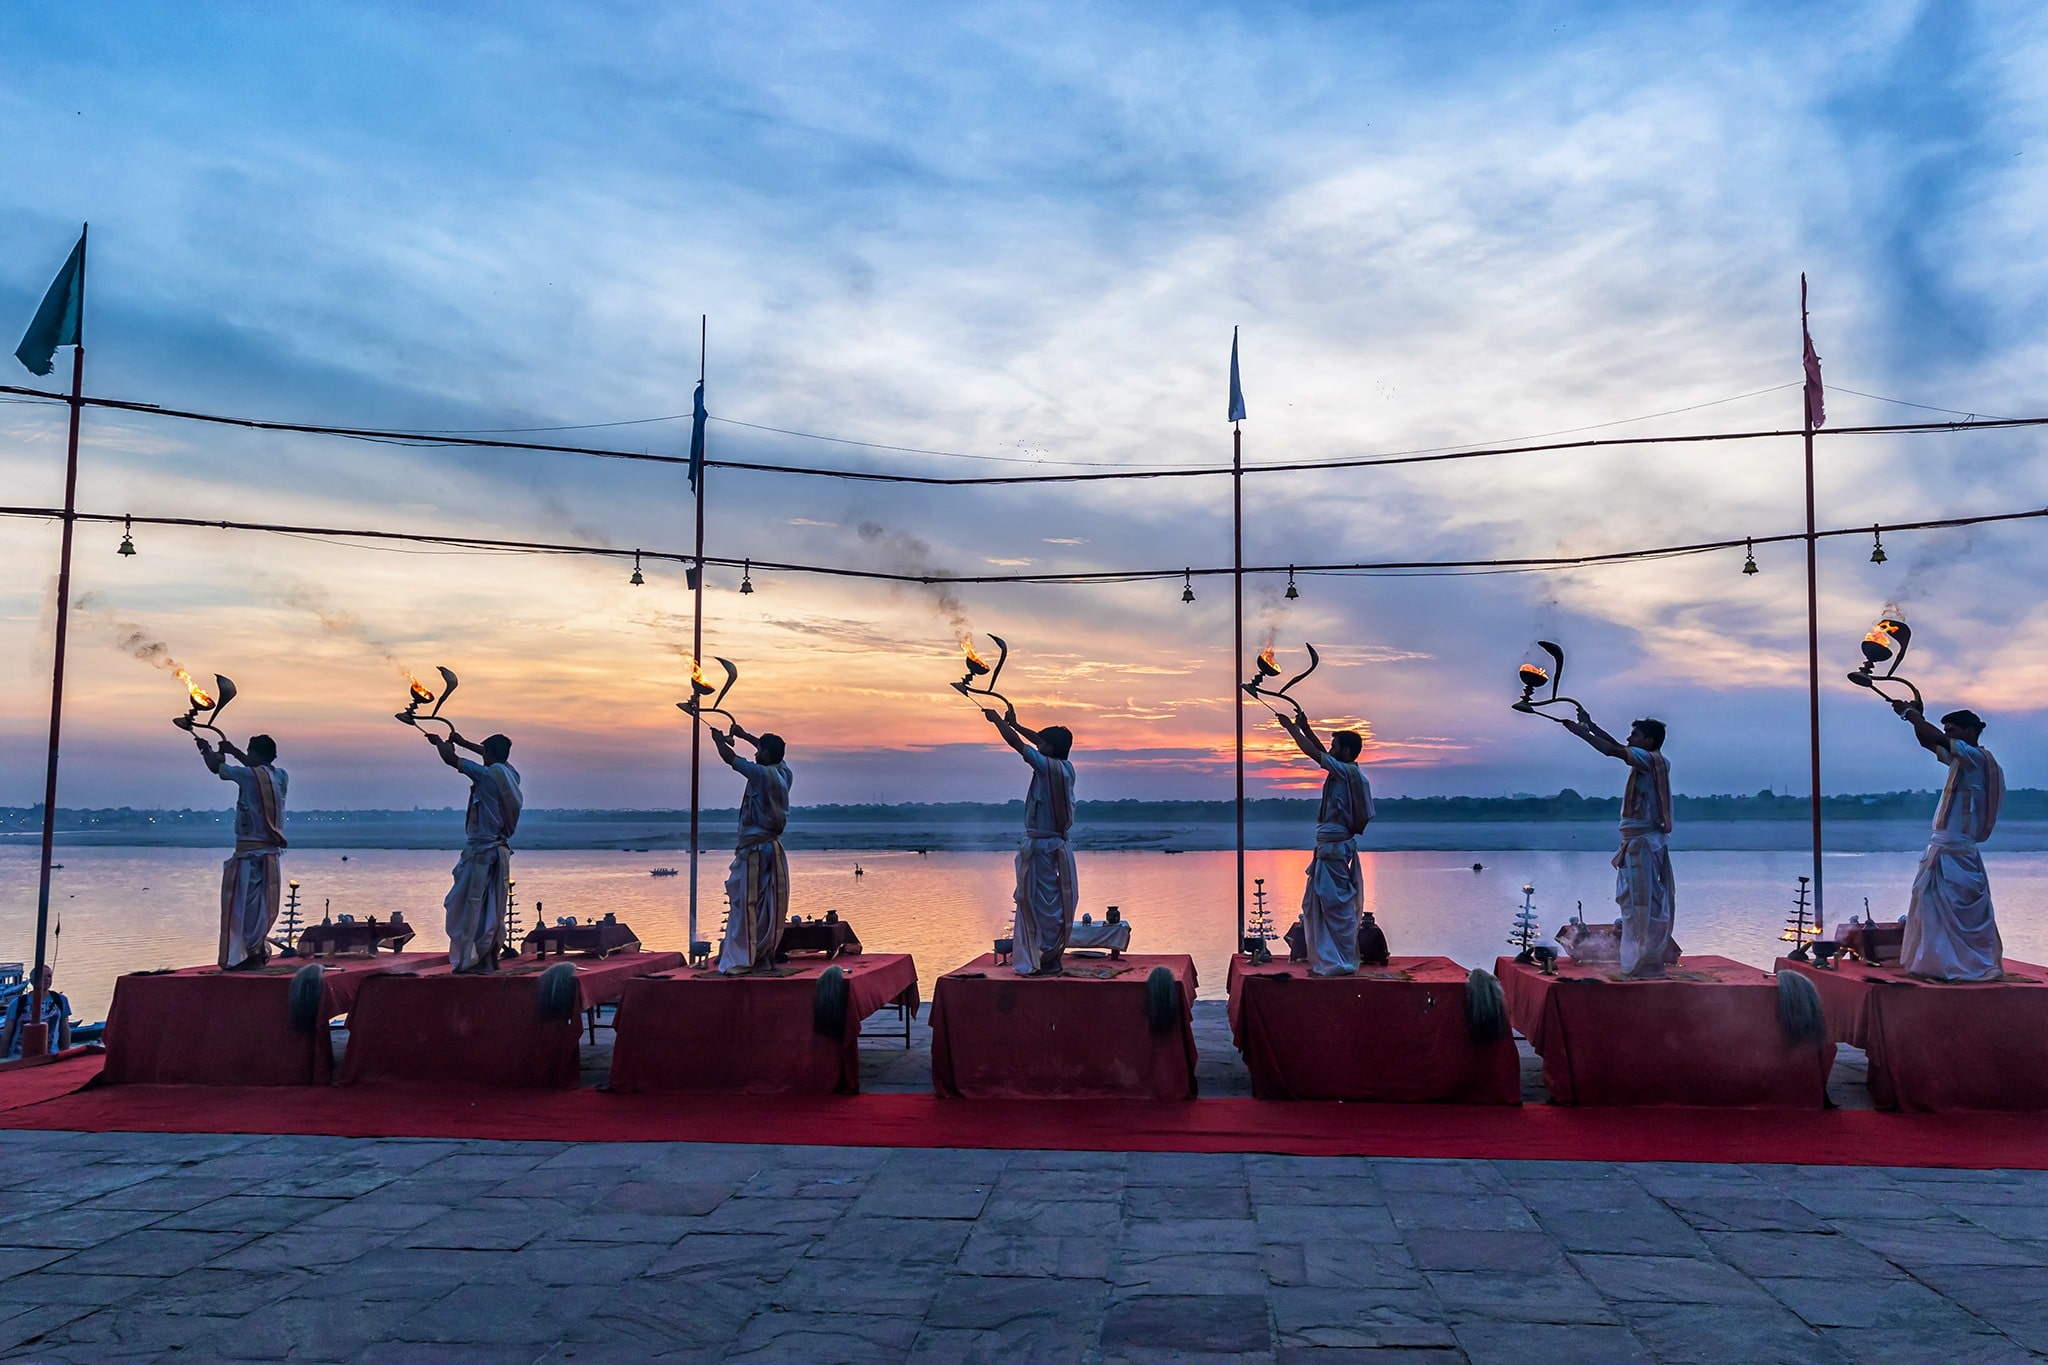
[1227,326,1248,955]
[1801,275,1824,924]
[688,315,707,959]
[1233,419,1246,954]
[27,272,87,1059]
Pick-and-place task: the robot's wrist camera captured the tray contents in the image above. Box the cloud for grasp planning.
[0,3,2044,808]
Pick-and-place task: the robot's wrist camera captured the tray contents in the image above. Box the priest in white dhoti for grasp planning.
[429,730,523,973]
[184,727,288,971]
[1275,713,1373,976]
[1894,703,2005,981]
[711,724,792,975]
[1561,710,1678,978]
[983,706,1078,976]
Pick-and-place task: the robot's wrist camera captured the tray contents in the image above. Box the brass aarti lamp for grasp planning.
[951,634,1014,715]
[677,656,744,731]
[1242,642,1321,721]
[1845,614,1923,710]
[395,666,460,736]
[1510,640,1584,724]
[171,670,238,738]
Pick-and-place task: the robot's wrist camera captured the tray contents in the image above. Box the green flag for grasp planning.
[15,225,86,377]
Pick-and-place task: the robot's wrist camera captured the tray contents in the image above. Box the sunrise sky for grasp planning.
[2,2,2046,813]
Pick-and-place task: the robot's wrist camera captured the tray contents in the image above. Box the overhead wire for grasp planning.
[1,503,2039,586]
[3,380,2045,489]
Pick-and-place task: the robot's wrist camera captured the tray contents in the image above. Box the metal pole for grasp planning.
[688,316,706,958]
[1233,422,1246,954]
[27,341,85,1058]
[1802,290,1824,925]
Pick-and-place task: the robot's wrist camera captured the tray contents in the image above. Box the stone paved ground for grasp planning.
[0,1131,2044,1362]
[0,1004,2016,1361]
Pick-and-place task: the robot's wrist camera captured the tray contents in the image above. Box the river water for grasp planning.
[9,839,2046,1020]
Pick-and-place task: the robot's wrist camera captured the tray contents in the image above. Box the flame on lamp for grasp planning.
[689,658,717,696]
[961,637,990,677]
[1860,617,1905,665]
[1518,662,1550,691]
[176,669,215,709]
[1256,646,1279,678]
[406,672,435,705]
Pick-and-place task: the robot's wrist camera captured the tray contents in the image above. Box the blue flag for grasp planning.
[15,226,86,378]
[1227,326,1246,424]
[687,380,707,491]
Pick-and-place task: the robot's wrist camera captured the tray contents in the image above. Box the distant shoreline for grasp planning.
[9,791,2045,854]
[10,818,2048,854]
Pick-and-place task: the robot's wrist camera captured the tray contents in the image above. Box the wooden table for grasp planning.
[522,920,641,958]
[776,920,862,960]
[295,920,417,956]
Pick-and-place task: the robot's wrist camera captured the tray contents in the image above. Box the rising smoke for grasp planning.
[72,592,187,674]
[856,520,972,636]
[1890,527,1980,606]
[277,582,401,665]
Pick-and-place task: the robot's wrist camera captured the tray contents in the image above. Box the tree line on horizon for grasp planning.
[6,788,2039,829]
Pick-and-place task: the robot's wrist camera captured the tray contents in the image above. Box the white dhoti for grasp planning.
[1301,827,1363,976]
[444,840,511,972]
[1011,833,1078,975]
[1902,833,2003,981]
[1613,829,1677,977]
[720,837,790,974]
[218,843,282,970]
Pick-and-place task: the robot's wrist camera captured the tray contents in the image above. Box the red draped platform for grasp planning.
[1497,955,1834,1109]
[98,954,447,1087]
[337,951,682,1089]
[1227,956,1520,1104]
[606,954,919,1095]
[929,953,1198,1100]
[1776,956,2048,1112]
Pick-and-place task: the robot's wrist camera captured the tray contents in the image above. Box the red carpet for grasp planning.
[0,1049,105,1111]
[1,1055,2045,1169]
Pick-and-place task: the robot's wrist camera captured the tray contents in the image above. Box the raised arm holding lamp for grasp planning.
[1515,642,1678,979]
[707,718,792,975]
[429,728,523,972]
[1843,613,2007,981]
[681,661,793,975]
[981,695,1078,979]
[173,673,288,972]
[952,634,1079,977]
[1253,645,1374,977]
[403,678,521,974]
